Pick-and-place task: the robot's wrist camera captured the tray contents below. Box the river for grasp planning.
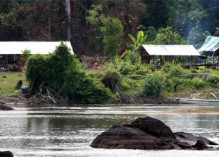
[0,104,219,157]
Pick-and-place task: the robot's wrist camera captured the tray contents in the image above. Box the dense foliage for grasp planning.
[26,42,114,103]
[142,75,164,97]
[101,70,121,93]
[101,17,123,59]
[1,0,219,56]
[2,0,219,101]
[60,67,114,103]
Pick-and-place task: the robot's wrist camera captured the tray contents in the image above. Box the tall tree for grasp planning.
[0,0,67,41]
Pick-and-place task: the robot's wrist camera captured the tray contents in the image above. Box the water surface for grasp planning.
[0,104,219,157]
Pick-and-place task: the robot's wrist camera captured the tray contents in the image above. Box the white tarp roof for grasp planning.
[142,45,200,56]
[0,41,74,55]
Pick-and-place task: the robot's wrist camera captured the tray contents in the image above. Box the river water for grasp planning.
[0,104,219,157]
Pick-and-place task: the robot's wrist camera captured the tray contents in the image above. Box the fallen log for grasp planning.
[122,74,154,79]
[124,73,214,80]
[166,73,212,79]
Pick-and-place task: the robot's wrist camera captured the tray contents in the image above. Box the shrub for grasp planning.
[113,55,123,69]
[147,64,156,72]
[26,42,114,103]
[60,68,114,103]
[142,75,164,97]
[124,50,141,65]
[26,42,77,92]
[26,55,52,92]
[88,73,104,80]
[119,62,135,75]
[135,65,152,75]
[183,78,208,89]
[210,74,219,84]
[121,77,145,94]
[101,71,121,93]
[22,49,31,59]
[162,63,189,76]
[120,78,131,91]
[119,62,152,76]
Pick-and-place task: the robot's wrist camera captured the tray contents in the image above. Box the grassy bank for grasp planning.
[86,64,219,99]
[0,72,28,96]
[1,66,219,101]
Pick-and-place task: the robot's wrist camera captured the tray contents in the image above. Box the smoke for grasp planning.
[185,0,218,48]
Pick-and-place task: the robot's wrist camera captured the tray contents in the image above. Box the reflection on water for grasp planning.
[0,104,219,157]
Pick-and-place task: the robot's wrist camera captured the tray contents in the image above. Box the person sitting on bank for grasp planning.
[93,62,98,69]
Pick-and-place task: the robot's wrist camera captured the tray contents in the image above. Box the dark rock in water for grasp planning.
[0,104,13,110]
[193,140,209,150]
[131,116,176,140]
[175,132,218,146]
[91,116,218,150]
[0,151,13,157]
[91,124,175,150]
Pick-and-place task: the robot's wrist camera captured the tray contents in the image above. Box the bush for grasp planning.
[119,62,152,76]
[121,77,145,94]
[26,42,114,104]
[183,77,210,90]
[119,62,136,75]
[101,71,121,93]
[22,49,31,59]
[142,75,164,97]
[60,68,114,104]
[161,63,189,76]
[147,64,156,72]
[26,55,52,92]
[120,78,131,91]
[124,50,141,65]
[135,65,152,75]
[26,42,77,92]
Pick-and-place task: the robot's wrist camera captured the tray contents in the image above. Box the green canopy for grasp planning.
[198,36,219,56]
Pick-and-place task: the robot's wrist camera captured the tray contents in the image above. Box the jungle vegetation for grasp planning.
[1,0,219,102]
[1,0,219,55]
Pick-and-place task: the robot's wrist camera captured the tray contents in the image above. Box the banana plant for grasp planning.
[128,31,147,51]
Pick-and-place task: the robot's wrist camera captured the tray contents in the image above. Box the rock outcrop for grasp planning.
[0,151,13,157]
[91,116,218,150]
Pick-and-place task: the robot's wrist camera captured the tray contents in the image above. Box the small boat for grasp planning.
[176,98,219,104]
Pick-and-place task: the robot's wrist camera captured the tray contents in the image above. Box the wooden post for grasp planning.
[190,56,192,69]
[213,55,215,69]
[205,58,206,69]
[6,54,8,71]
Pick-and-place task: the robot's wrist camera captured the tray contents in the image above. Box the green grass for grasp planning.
[1,66,219,99]
[0,72,28,96]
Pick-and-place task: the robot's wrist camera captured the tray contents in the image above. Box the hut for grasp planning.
[141,45,200,67]
[198,36,219,65]
[0,41,73,71]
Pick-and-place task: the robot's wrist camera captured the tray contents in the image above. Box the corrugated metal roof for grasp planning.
[198,36,219,56]
[0,41,74,55]
[198,36,219,53]
[142,45,200,56]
